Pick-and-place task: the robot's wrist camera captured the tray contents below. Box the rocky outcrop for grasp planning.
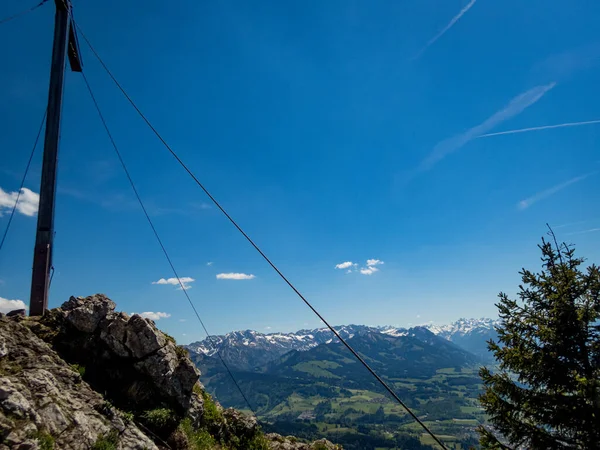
[28,294,200,415]
[0,315,157,449]
[0,294,341,449]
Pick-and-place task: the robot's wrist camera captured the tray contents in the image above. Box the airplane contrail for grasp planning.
[413,0,477,59]
[518,173,594,210]
[478,119,600,138]
[420,83,555,170]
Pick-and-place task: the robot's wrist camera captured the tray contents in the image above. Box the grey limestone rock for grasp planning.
[0,316,158,450]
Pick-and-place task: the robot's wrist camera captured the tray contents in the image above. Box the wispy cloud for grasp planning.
[0,296,28,314]
[479,119,600,138]
[179,319,187,322]
[206,262,214,266]
[413,0,477,59]
[518,173,594,210]
[360,259,385,275]
[216,273,255,280]
[0,187,39,217]
[555,219,599,229]
[193,202,212,210]
[360,266,379,275]
[532,42,600,83]
[338,259,385,275]
[421,83,556,171]
[152,276,195,290]
[366,259,384,267]
[566,228,600,236]
[133,311,171,321]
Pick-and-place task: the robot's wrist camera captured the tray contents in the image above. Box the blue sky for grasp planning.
[1,0,600,343]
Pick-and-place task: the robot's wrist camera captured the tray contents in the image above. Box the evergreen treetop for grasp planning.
[479,230,600,449]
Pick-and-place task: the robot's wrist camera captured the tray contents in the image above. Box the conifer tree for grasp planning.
[478,229,600,449]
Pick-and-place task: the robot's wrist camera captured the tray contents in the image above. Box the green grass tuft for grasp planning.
[120,410,134,423]
[140,407,178,431]
[162,332,176,344]
[91,431,118,450]
[179,418,217,450]
[31,431,55,450]
[201,391,223,425]
[245,432,271,450]
[70,363,86,378]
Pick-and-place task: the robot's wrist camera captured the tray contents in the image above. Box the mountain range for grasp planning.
[185,318,499,371]
[184,318,498,448]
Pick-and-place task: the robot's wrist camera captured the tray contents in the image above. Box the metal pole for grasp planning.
[29,0,71,316]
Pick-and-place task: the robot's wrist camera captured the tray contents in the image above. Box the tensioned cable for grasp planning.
[74,21,447,449]
[0,0,49,26]
[80,70,258,418]
[0,110,47,255]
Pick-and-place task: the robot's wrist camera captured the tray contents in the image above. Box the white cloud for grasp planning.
[265,326,272,330]
[360,266,379,275]
[216,273,255,280]
[152,276,195,290]
[136,311,171,321]
[0,296,28,314]
[421,83,556,170]
[416,314,421,318]
[0,187,39,217]
[335,261,355,270]
[206,262,214,266]
[518,173,594,210]
[413,0,477,59]
[366,259,384,267]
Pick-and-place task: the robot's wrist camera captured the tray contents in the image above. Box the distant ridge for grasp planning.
[184,318,500,370]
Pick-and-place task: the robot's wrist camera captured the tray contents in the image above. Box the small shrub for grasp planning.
[193,382,203,396]
[179,418,217,450]
[140,407,178,432]
[246,432,271,450]
[120,410,134,423]
[162,332,176,344]
[70,363,86,378]
[201,391,223,424]
[91,431,118,450]
[31,431,55,450]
